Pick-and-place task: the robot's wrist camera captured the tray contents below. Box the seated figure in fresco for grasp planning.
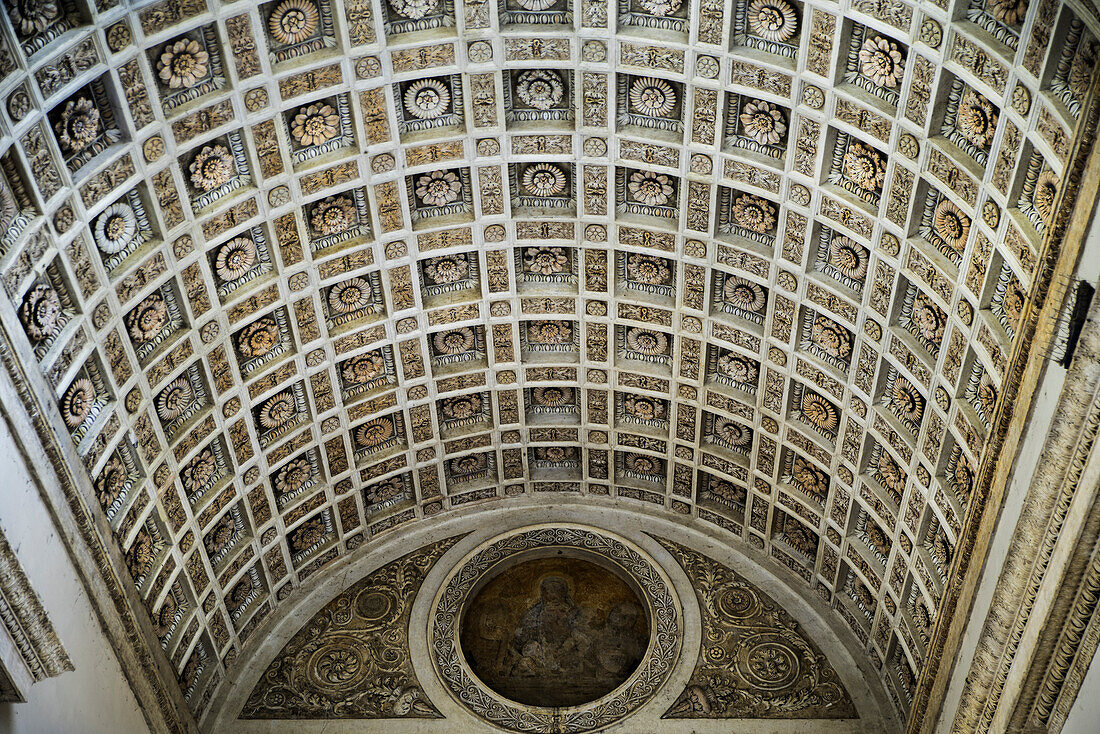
[590,601,646,680]
[510,575,594,678]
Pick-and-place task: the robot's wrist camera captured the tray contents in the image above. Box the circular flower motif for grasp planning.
[514,0,557,9]
[523,247,568,275]
[739,100,786,145]
[626,453,659,474]
[639,0,681,16]
[19,283,62,342]
[126,292,168,344]
[214,237,258,282]
[415,170,462,207]
[189,145,234,192]
[8,0,59,36]
[157,39,209,90]
[859,36,905,88]
[527,321,571,344]
[892,380,924,424]
[537,446,573,463]
[94,203,137,255]
[181,448,216,494]
[811,317,851,360]
[717,353,755,383]
[292,517,326,551]
[977,374,997,417]
[522,163,568,197]
[730,193,777,233]
[366,478,404,505]
[829,237,868,281]
[791,457,827,500]
[403,79,451,120]
[723,277,766,312]
[957,90,998,149]
[389,0,439,20]
[911,295,944,343]
[626,327,668,356]
[61,377,95,429]
[268,0,319,44]
[259,391,296,430]
[515,70,565,111]
[56,98,100,154]
[423,255,469,285]
[624,395,663,421]
[275,457,312,494]
[1034,170,1059,224]
[715,419,752,449]
[356,418,395,448]
[156,377,193,422]
[343,352,386,384]
[95,455,127,509]
[629,77,677,118]
[291,103,340,146]
[877,455,905,495]
[747,0,798,42]
[442,396,480,420]
[933,199,971,252]
[953,455,974,498]
[237,316,280,358]
[844,142,886,192]
[127,531,154,577]
[626,254,671,285]
[328,277,372,315]
[434,328,475,355]
[1003,282,1026,325]
[452,454,487,474]
[311,195,356,236]
[627,171,674,207]
[802,393,839,433]
[987,0,1028,26]
[533,386,573,407]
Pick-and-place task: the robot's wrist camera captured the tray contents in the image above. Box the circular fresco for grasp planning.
[460,557,650,707]
[430,525,681,732]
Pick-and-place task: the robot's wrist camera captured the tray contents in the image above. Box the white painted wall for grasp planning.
[0,414,150,734]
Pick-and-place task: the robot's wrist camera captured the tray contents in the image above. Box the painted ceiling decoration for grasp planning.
[0,0,1096,727]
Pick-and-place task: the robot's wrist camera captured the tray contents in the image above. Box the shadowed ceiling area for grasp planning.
[0,0,1097,728]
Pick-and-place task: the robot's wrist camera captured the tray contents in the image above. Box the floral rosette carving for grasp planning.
[126,292,169,344]
[626,327,669,355]
[843,142,886,192]
[268,0,319,44]
[237,316,280,358]
[953,454,974,499]
[977,373,997,418]
[827,237,869,281]
[291,103,340,146]
[157,39,209,89]
[404,79,450,120]
[215,237,258,282]
[416,170,462,207]
[423,255,469,285]
[801,392,839,434]
[639,0,681,16]
[625,453,660,475]
[891,379,924,424]
[95,455,128,510]
[181,448,217,496]
[365,477,405,506]
[811,317,851,361]
[515,70,565,110]
[717,353,757,384]
[629,77,677,117]
[627,171,674,206]
[714,419,752,450]
[328,277,373,316]
[723,277,767,312]
[747,0,798,41]
[19,283,62,342]
[790,456,828,501]
[389,0,440,20]
[739,100,786,145]
[933,199,970,253]
[55,98,100,154]
[274,457,312,495]
[987,0,1028,26]
[290,516,326,553]
[624,395,664,421]
[526,321,572,345]
[532,385,573,407]
[1034,170,1059,224]
[523,247,568,276]
[94,203,137,255]
[441,395,481,421]
[910,293,945,345]
[521,163,568,197]
[858,36,904,88]
[156,377,194,422]
[61,377,95,429]
[342,352,386,384]
[126,530,155,580]
[434,328,475,355]
[626,254,671,285]
[8,0,60,36]
[311,195,356,236]
[876,452,905,498]
[259,391,296,430]
[730,193,777,233]
[189,145,234,192]
[957,90,998,150]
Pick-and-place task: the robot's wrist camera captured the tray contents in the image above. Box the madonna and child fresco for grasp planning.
[459,557,651,707]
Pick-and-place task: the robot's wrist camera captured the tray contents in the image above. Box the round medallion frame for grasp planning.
[429,525,681,732]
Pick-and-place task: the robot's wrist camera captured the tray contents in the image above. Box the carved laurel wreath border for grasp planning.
[429,525,681,732]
